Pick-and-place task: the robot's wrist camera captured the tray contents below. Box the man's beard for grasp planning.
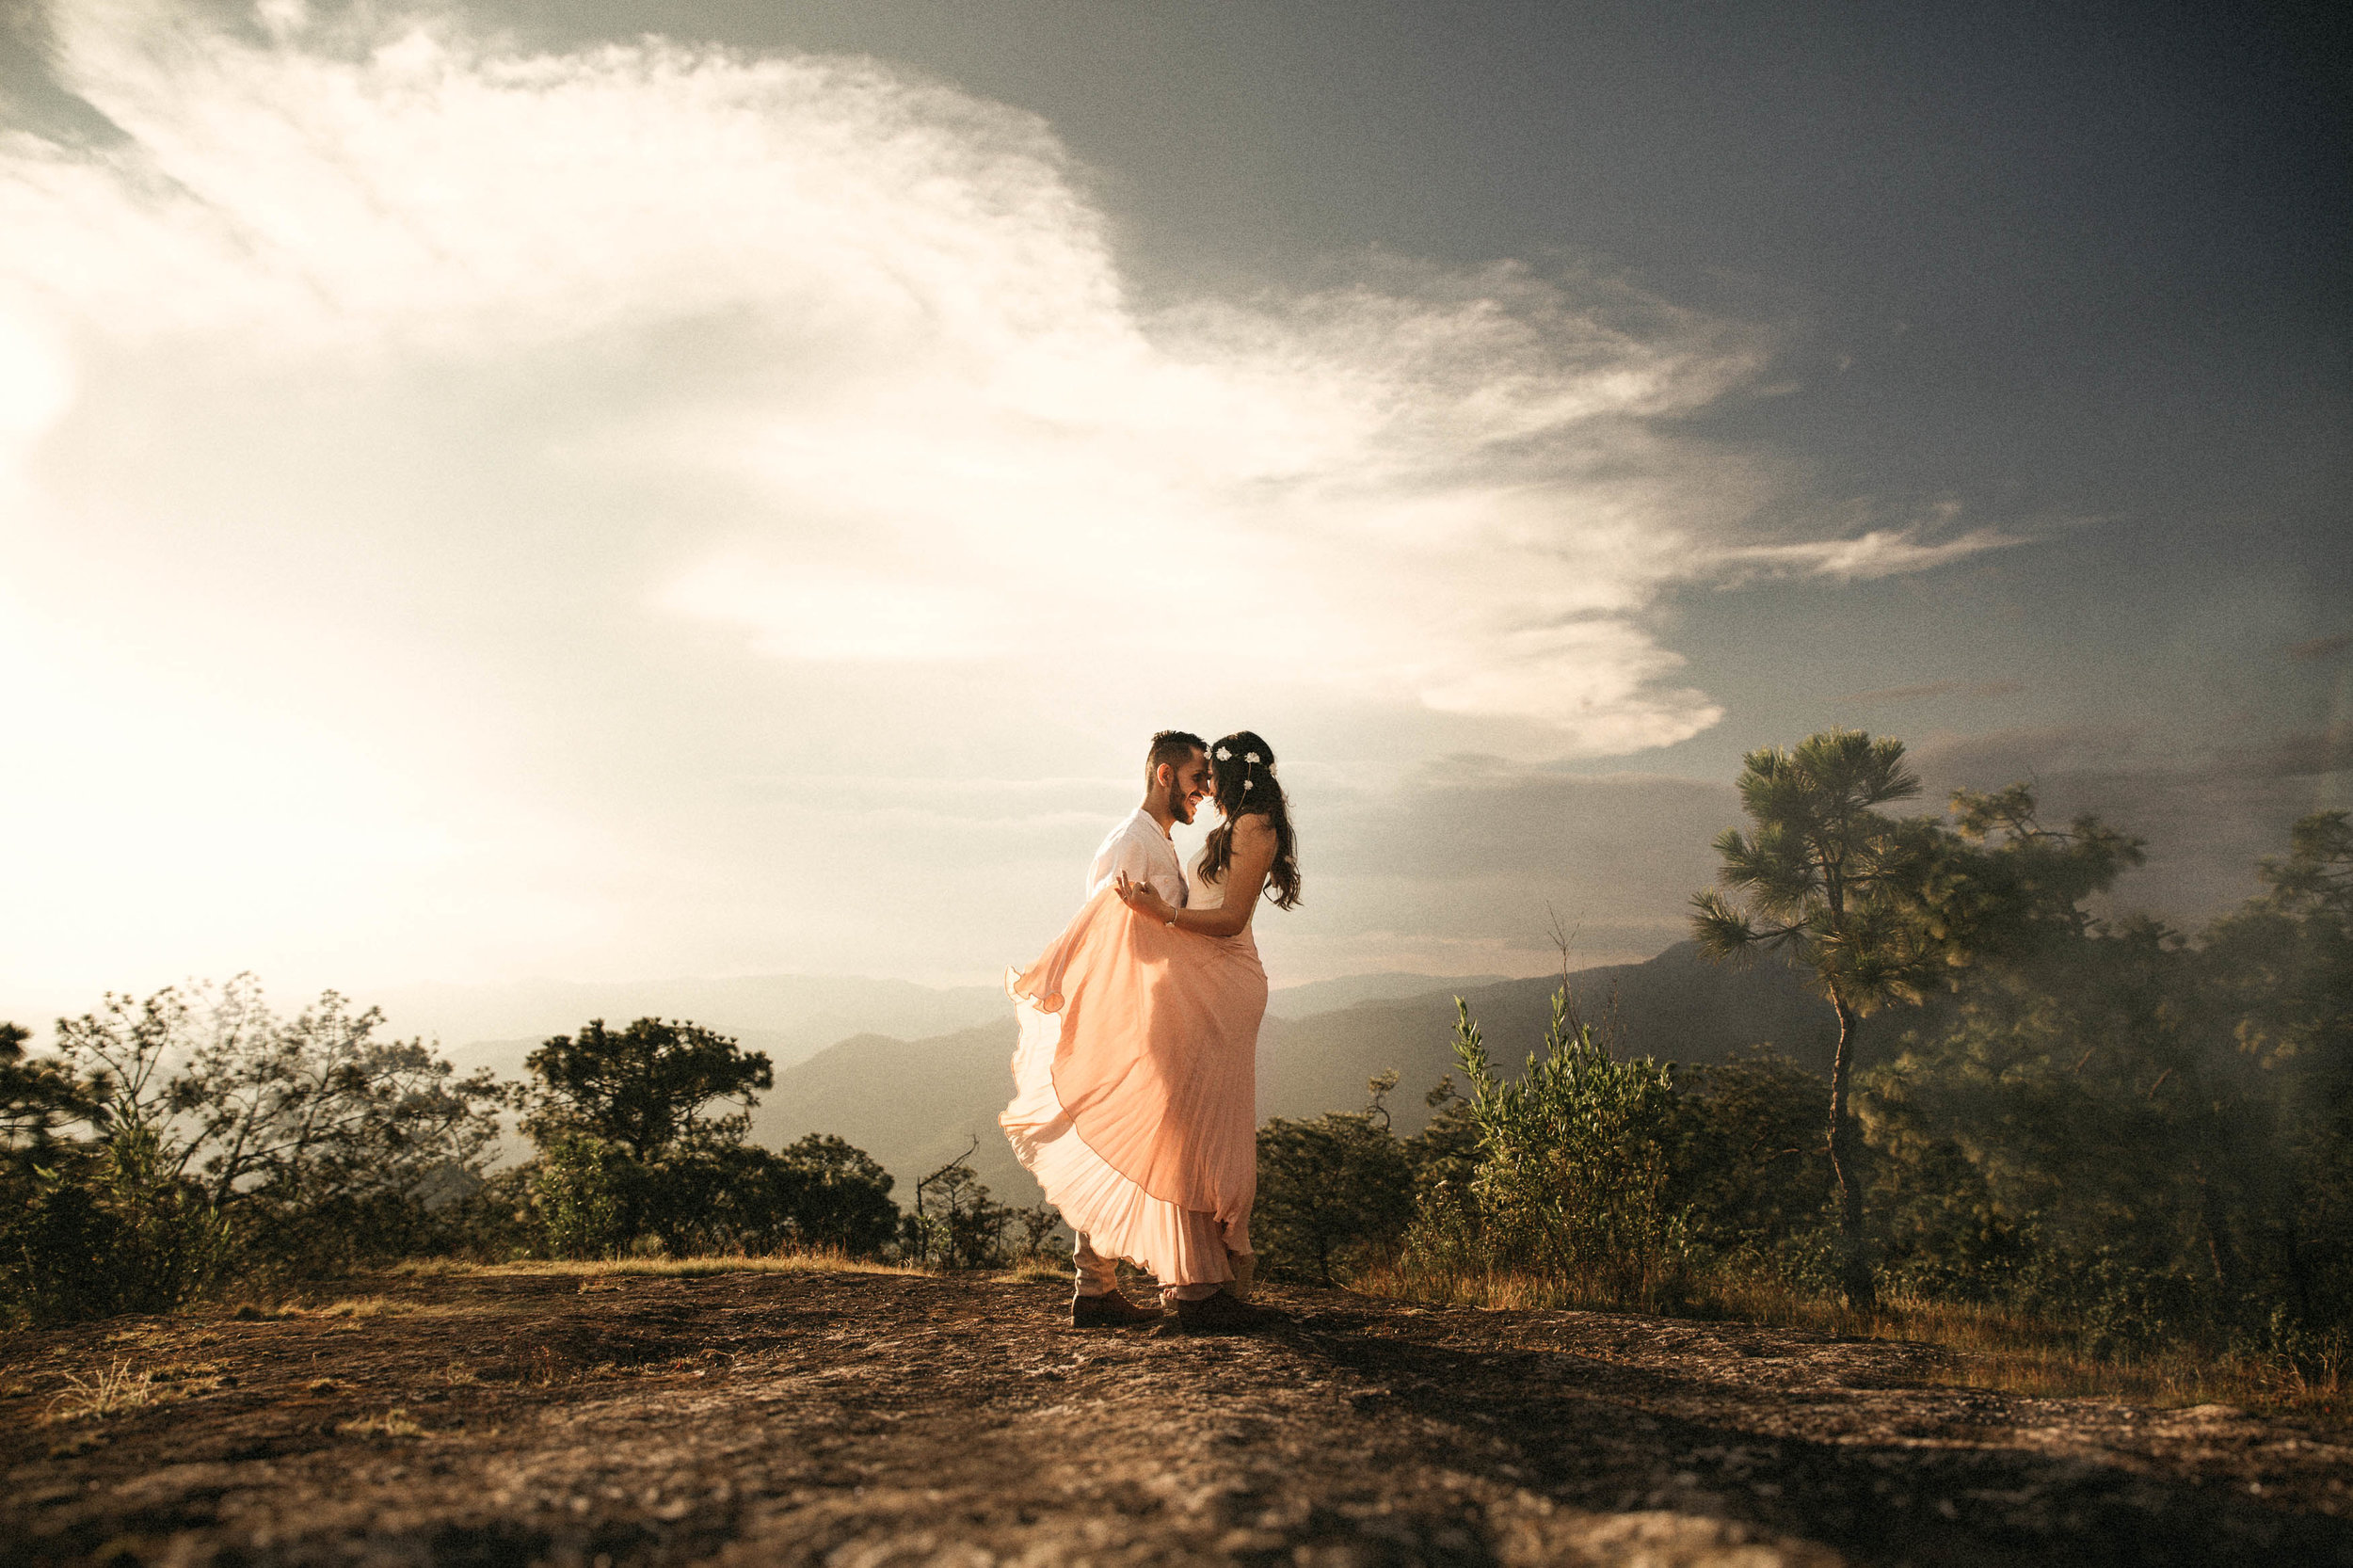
[1166,783,1195,824]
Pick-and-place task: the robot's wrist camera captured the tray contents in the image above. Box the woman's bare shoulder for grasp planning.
[1230,811,1278,843]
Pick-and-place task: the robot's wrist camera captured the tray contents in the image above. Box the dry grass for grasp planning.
[1360,1261,2347,1421]
[474,1250,933,1281]
[334,1407,425,1439]
[46,1360,157,1421]
[226,1294,406,1322]
[386,1258,467,1278]
[995,1256,1070,1286]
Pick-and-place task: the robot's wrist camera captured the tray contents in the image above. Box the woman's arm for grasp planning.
[1113,815,1277,938]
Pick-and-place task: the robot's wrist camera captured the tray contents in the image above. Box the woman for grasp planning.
[1001,730,1303,1331]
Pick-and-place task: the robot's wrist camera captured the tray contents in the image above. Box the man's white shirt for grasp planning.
[1086,808,1188,908]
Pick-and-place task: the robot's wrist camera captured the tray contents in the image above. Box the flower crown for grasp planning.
[1213,744,1265,792]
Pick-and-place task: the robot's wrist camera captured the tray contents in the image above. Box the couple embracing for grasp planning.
[1000,728,1301,1333]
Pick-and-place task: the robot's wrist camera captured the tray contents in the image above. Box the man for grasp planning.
[1063,728,1211,1327]
[1086,729,1209,906]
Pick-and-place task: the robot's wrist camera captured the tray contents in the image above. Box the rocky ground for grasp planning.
[4,1265,2349,1567]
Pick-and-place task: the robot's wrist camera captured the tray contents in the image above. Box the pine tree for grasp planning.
[1689,729,1938,1309]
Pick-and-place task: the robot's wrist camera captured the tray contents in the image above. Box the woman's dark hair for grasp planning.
[1199,730,1301,910]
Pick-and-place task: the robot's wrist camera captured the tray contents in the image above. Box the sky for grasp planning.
[0,0,2345,1013]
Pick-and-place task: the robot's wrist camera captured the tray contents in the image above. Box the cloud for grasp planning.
[0,2,2055,990]
[1711,524,2027,584]
[1835,678,2026,705]
[2288,632,2353,662]
[2201,728,2353,781]
[1,4,2023,749]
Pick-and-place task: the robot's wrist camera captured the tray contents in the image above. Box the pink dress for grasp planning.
[1000,848,1265,1287]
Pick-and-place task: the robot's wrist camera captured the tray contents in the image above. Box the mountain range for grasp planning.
[748,941,1835,1212]
[10,947,1837,1214]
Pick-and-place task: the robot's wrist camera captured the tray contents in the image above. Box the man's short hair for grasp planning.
[1146,729,1208,779]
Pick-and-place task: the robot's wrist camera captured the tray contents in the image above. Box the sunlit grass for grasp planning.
[469,1249,933,1280]
[227,1294,410,1321]
[1359,1259,2346,1420]
[994,1256,1069,1286]
[335,1407,425,1439]
[46,1360,156,1421]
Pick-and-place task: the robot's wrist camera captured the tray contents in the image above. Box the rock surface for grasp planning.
[4,1267,2349,1566]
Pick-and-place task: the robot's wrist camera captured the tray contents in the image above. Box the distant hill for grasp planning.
[411,969,1516,1091]
[371,973,1012,1086]
[1263,971,1514,1019]
[1257,941,1838,1135]
[749,1022,1033,1209]
[752,941,1844,1208]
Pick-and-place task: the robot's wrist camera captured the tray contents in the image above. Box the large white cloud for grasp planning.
[1,0,1781,737]
[0,2,2020,992]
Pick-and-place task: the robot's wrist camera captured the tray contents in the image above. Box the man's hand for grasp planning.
[1113,871,1176,925]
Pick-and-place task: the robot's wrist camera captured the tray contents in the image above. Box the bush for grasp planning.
[1256,1076,1417,1285]
[527,1131,902,1261]
[531,1133,642,1259]
[1412,991,1690,1308]
[903,1160,1017,1270]
[2,1127,232,1326]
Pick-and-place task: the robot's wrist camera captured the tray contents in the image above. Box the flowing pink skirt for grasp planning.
[1000,888,1266,1286]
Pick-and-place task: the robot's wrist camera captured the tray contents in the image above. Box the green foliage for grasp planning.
[1416,991,1689,1307]
[770,1134,904,1257]
[1668,1048,1835,1282]
[902,1156,1025,1270]
[518,1023,899,1261]
[1689,733,2145,1309]
[1,977,515,1322]
[2,1019,99,1149]
[1255,1074,1418,1285]
[1689,728,1937,1008]
[1347,798,2345,1385]
[521,1017,773,1158]
[1688,728,1942,1308]
[1853,808,2353,1363]
[4,1126,233,1326]
[531,1132,640,1259]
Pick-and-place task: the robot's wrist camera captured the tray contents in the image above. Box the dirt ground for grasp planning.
[4,1266,2349,1567]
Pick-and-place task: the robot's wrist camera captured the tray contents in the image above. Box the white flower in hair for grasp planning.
[1245,752,1261,764]
[1214,745,1232,760]
[1242,779,1254,792]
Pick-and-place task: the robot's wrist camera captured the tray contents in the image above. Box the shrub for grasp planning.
[3,1127,233,1326]
[1411,990,1690,1309]
[1256,1076,1417,1285]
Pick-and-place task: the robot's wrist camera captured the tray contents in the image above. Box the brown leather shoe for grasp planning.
[1175,1288,1271,1334]
[1070,1289,1161,1328]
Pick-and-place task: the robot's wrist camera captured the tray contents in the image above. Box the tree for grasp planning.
[2194,810,2353,1333]
[774,1133,902,1257]
[520,1021,907,1262]
[1689,729,1939,1308]
[1256,1074,1417,1286]
[1670,1048,1836,1273]
[521,1017,772,1159]
[904,1142,1016,1270]
[46,977,513,1275]
[2,1021,100,1153]
[1916,783,2146,968]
